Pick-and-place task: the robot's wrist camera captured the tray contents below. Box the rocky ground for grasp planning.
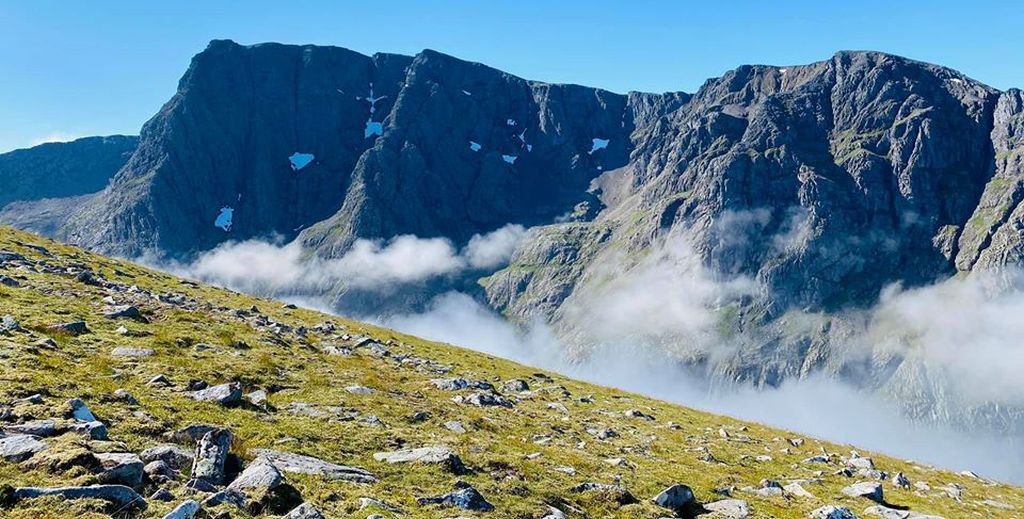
[1,224,1022,518]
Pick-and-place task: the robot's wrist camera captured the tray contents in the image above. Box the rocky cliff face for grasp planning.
[0,135,137,209]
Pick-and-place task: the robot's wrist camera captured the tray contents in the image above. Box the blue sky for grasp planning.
[2,0,1022,152]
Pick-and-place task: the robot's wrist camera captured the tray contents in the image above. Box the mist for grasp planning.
[142,224,1024,484]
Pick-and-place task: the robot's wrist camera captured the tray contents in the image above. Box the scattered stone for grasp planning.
[893,472,910,489]
[804,455,831,464]
[253,448,377,483]
[142,444,195,469]
[161,499,200,519]
[111,346,155,357]
[113,389,139,405]
[66,398,96,422]
[48,321,89,335]
[501,379,530,392]
[444,420,468,433]
[0,434,48,462]
[18,394,43,404]
[104,305,144,320]
[409,411,430,422]
[145,460,178,482]
[0,276,19,287]
[652,484,695,511]
[454,392,512,407]
[571,482,638,505]
[417,481,494,511]
[191,428,233,486]
[12,485,146,510]
[704,498,751,518]
[358,496,402,513]
[150,488,174,501]
[345,385,376,395]
[624,409,655,420]
[848,455,875,470]
[809,506,858,519]
[68,420,108,440]
[190,382,242,405]
[547,402,569,413]
[169,424,217,444]
[95,452,144,487]
[1,314,21,333]
[246,389,269,406]
[863,505,910,518]
[148,374,171,386]
[784,482,816,498]
[285,502,326,518]
[373,446,465,473]
[586,428,618,440]
[6,419,58,437]
[842,481,884,502]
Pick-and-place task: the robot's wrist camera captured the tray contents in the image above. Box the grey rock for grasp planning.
[652,484,695,511]
[111,346,154,357]
[5,419,58,437]
[501,379,530,392]
[373,446,465,473]
[809,506,858,519]
[454,392,512,407]
[49,321,89,335]
[113,388,139,405]
[444,420,468,433]
[191,428,233,486]
[95,452,145,487]
[570,482,638,505]
[160,499,200,519]
[253,448,377,483]
[704,499,751,518]
[1,314,21,333]
[104,305,143,320]
[13,484,146,510]
[0,434,47,462]
[68,420,108,440]
[145,460,178,482]
[150,488,174,501]
[141,444,194,469]
[228,457,283,492]
[246,389,269,406]
[285,502,326,518]
[843,481,884,502]
[66,398,96,421]
[417,481,494,511]
[190,382,242,405]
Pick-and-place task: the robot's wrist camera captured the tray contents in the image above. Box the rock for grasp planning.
[848,455,875,470]
[48,321,89,335]
[111,346,155,357]
[145,460,179,482]
[704,499,751,518]
[345,385,375,395]
[358,496,402,513]
[104,305,143,320]
[454,392,512,407]
[586,428,618,440]
[809,506,858,519]
[624,409,655,420]
[113,388,139,405]
[784,482,816,498]
[246,389,269,406]
[501,379,530,392]
[409,410,430,422]
[141,444,194,469]
[571,482,638,505]
[1,314,21,333]
[223,456,302,512]
[444,420,468,433]
[285,502,326,518]
[652,484,695,511]
[0,434,47,461]
[842,481,884,502]
[191,428,232,486]
[12,484,146,510]
[253,448,377,483]
[95,452,145,487]
[190,382,242,405]
[161,500,200,519]
[373,446,466,473]
[417,481,494,511]
[148,374,171,386]
[5,418,58,437]
[66,398,96,421]
[0,276,19,288]
[68,420,108,440]
[228,457,283,492]
[863,505,910,518]
[150,488,174,501]
[893,472,910,489]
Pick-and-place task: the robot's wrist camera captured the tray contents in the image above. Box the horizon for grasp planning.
[3,1,1024,153]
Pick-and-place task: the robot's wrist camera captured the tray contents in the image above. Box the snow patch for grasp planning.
[289,152,315,171]
[365,121,383,139]
[462,90,472,96]
[502,155,517,164]
[506,118,517,126]
[469,141,482,152]
[589,138,610,154]
[214,207,234,232]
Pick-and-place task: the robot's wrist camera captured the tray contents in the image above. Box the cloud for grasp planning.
[463,224,527,269]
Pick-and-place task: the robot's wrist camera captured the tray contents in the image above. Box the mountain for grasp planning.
[5,41,1024,439]
[1,225,1020,518]
[0,136,138,237]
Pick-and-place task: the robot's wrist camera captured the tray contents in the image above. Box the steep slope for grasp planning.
[0,135,137,210]
[2,225,1022,518]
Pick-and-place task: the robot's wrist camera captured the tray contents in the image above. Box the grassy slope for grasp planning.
[0,225,1021,518]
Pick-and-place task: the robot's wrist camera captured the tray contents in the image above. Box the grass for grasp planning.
[1,225,1023,518]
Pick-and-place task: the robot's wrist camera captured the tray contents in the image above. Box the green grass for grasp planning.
[1,226,1023,518]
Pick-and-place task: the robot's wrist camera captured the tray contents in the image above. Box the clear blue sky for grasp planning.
[2,0,1022,153]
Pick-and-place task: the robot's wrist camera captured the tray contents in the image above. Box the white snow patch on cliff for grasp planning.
[289,153,315,171]
[213,207,234,231]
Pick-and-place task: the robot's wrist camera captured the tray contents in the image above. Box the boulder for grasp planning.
[5,419,58,437]
[160,500,200,519]
[501,379,530,392]
[95,452,145,488]
[104,305,143,320]
[48,321,89,335]
[12,484,146,510]
[809,506,858,519]
[843,481,884,502]
[704,499,751,518]
[253,448,377,483]
[285,502,326,518]
[68,420,108,440]
[372,446,466,473]
[190,382,242,405]
[66,398,96,421]
[417,481,494,511]
[652,484,695,511]
[0,434,47,462]
[571,482,638,505]
[191,428,232,486]
[111,347,154,357]
[141,444,194,469]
